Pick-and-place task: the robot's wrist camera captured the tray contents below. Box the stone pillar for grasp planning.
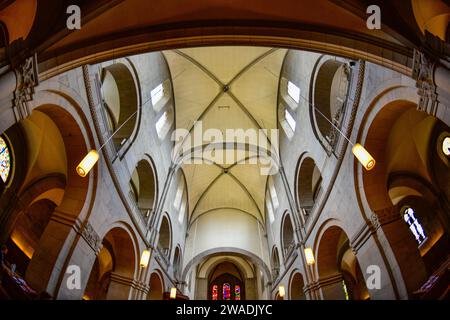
[412,49,450,127]
[195,277,208,300]
[106,273,134,300]
[24,210,81,297]
[317,273,346,300]
[244,278,257,300]
[55,222,102,300]
[0,54,38,134]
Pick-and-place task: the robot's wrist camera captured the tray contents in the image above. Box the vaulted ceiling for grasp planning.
[164,47,287,225]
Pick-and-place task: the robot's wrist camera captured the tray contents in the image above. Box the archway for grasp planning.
[129,159,157,218]
[100,62,138,149]
[281,213,295,259]
[362,100,450,297]
[147,272,164,300]
[271,247,281,279]
[157,215,172,261]
[84,226,137,300]
[289,272,306,300]
[173,246,182,280]
[316,225,369,300]
[311,58,350,148]
[0,100,92,295]
[208,262,245,300]
[296,156,322,217]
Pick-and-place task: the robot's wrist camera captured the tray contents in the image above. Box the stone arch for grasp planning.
[280,212,295,260]
[0,92,95,295]
[271,246,281,279]
[147,270,164,300]
[173,245,182,279]
[315,222,369,300]
[310,56,350,149]
[157,214,172,260]
[84,224,138,300]
[0,0,37,44]
[411,0,450,41]
[129,156,158,218]
[100,62,139,149]
[288,270,306,300]
[296,154,323,217]
[360,94,450,297]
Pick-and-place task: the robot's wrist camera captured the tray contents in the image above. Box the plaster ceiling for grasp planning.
[164,46,287,225]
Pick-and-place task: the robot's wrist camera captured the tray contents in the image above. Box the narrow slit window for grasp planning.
[287,81,300,103]
[151,83,164,106]
[155,111,168,138]
[285,109,296,132]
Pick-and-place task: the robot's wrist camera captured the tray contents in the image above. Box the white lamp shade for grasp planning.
[140,249,151,268]
[170,287,177,299]
[352,143,376,171]
[304,247,315,265]
[278,285,285,298]
[76,150,99,177]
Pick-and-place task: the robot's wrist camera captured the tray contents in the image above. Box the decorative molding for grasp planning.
[12,54,39,121]
[412,50,438,116]
[80,221,102,254]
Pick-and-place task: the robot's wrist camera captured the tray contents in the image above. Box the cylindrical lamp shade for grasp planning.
[76,150,99,177]
[279,285,285,298]
[170,287,177,299]
[140,249,151,268]
[304,247,315,265]
[352,143,376,171]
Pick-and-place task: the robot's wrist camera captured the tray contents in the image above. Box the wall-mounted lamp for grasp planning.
[170,287,177,299]
[278,285,285,298]
[304,247,315,265]
[140,249,151,268]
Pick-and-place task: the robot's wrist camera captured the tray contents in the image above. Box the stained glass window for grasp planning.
[223,283,231,300]
[0,136,11,183]
[235,285,241,300]
[212,285,218,300]
[403,207,426,245]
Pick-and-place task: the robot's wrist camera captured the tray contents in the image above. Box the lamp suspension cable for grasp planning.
[292,62,375,171]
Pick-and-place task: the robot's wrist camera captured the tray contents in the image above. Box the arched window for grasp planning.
[223,283,231,300]
[0,135,12,183]
[212,285,218,300]
[287,81,300,104]
[403,207,426,245]
[235,285,241,300]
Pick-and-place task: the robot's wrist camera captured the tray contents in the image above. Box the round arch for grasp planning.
[288,270,306,300]
[147,270,164,300]
[315,221,369,300]
[295,155,323,217]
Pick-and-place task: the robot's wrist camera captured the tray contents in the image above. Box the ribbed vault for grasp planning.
[164,47,287,226]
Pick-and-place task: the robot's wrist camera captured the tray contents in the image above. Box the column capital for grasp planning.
[12,54,39,121]
[412,49,438,116]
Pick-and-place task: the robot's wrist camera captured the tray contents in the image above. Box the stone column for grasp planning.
[106,273,135,300]
[0,54,39,134]
[317,273,346,300]
[195,277,208,300]
[412,50,450,127]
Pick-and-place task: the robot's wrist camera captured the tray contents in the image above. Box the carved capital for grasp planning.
[80,221,102,254]
[12,54,38,121]
[412,50,438,116]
